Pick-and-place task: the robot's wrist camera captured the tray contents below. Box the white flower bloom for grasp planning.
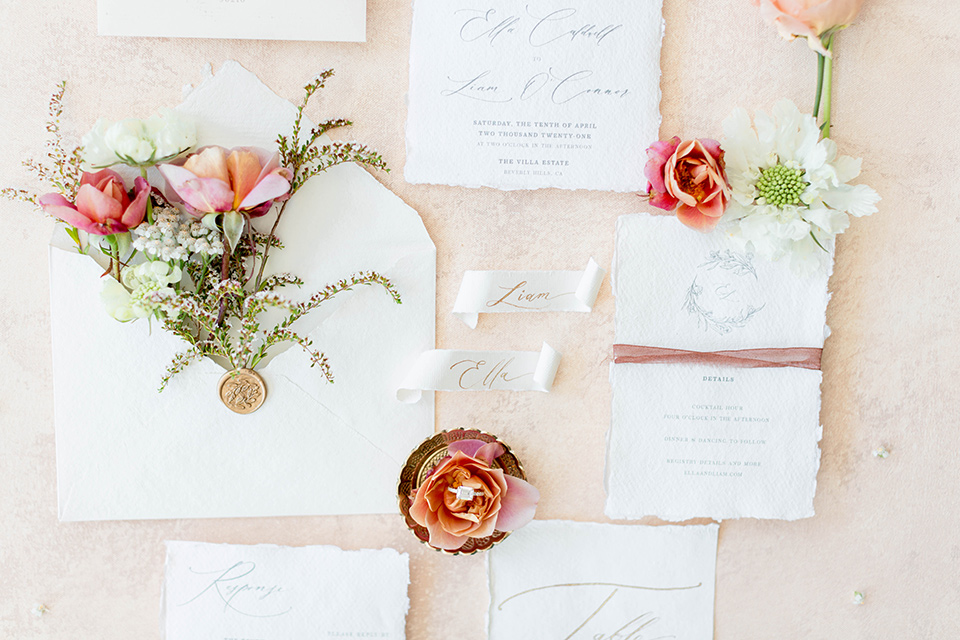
[81,108,196,169]
[720,99,880,273]
[101,261,183,322]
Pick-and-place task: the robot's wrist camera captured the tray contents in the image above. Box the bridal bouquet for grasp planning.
[3,72,398,413]
[641,0,879,273]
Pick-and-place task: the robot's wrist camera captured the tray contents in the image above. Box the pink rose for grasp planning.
[751,0,865,55]
[408,439,539,551]
[159,146,292,218]
[39,169,149,236]
[644,137,729,232]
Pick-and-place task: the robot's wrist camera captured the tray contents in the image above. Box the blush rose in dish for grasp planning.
[407,438,539,552]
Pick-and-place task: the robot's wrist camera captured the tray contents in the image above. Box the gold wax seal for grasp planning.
[218,368,266,414]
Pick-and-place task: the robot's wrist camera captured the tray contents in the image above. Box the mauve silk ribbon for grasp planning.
[612,345,822,371]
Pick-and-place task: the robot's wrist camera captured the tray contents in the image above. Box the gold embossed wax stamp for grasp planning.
[218,369,266,414]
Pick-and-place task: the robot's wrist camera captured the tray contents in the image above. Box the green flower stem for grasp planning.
[820,34,835,138]
[140,166,155,224]
[253,199,290,291]
[106,234,121,280]
[215,241,232,327]
[813,51,825,118]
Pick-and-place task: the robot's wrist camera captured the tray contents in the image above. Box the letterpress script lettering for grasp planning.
[486,281,575,310]
[497,582,701,639]
[180,561,292,618]
[451,358,534,390]
[406,0,661,190]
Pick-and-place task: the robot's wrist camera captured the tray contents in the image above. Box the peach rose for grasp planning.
[409,439,539,551]
[644,137,729,232]
[751,0,865,55]
[158,146,292,218]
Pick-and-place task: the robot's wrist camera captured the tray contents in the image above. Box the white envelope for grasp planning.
[51,62,436,521]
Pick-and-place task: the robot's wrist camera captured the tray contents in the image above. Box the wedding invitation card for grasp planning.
[99,0,366,42]
[606,215,830,521]
[161,542,409,639]
[405,0,665,191]
[488,520,718,639]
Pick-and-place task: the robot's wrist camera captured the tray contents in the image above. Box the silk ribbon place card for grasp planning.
[606,214,830,521]
[453,258,604,327]
[405,0,664,191]
[398,343,560,403]
[161,542,409,640]
[99,0,366,42]
[487,520,718,640]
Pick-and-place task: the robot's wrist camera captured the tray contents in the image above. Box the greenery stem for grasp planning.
[108,236,121,280]
[215,242,231,326]
[253,200,289,291]
[139,166,155,224]
[820,34,835,138]
[813,52,825,118]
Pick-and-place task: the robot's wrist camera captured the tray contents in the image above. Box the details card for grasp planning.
[606,214,830,521]
[161,541,409,640]
[405,0,665,191]
[488,520,718,640]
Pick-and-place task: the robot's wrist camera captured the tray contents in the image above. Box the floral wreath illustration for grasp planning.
[683,250,765,335]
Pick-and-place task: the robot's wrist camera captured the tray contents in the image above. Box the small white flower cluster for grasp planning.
[133,207,223,262]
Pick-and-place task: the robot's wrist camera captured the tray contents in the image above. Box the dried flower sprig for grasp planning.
[1,82,85,249]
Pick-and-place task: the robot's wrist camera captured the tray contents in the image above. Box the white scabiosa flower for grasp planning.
[720,99,880,273]
[82,108,196,169]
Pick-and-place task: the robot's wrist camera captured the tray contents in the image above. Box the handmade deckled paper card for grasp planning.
[52,62,436,521]
[99,0,366,42]
[405,0,664,191]
[487,520,718,640]
[161,542,409,639]
[606,214,830,521]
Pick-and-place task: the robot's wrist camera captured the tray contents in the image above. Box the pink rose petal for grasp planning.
[76,184,122,224]
[447,439,487,458]
[239,172,291,210]
[495,474,540,532]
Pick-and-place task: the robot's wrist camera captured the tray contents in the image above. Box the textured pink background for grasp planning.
[2,0,959,638]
